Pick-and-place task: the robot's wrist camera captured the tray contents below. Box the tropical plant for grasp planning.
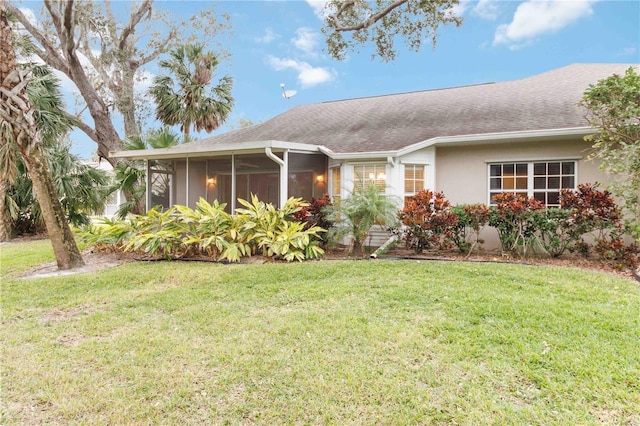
[236,195,325,261]
[150,43,234,139]
[561,183,638,269]
[488,193,544,257]
[292,194,334,248]
[6,141,110,233]
[533,208,575,258]
[450,203,490,255]
[326,182,399,256]
[79,196,325,262]
[400,189,459,254]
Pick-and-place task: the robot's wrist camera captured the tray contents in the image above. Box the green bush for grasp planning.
[79,196,324,262]
[451,204,490,255]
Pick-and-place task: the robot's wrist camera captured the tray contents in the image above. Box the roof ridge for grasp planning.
[320,81,496,104]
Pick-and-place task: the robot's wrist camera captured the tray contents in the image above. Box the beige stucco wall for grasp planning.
[434,137,610,252]
[435,138,608,205]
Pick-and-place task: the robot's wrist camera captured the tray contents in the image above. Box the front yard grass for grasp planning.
[1,240,639,424]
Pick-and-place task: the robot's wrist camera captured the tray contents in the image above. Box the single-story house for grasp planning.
[112,63,638,246]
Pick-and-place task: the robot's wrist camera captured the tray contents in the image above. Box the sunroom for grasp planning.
[111,140,329,213]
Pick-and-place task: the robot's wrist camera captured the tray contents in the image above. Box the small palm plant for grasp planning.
[327,182,400,256]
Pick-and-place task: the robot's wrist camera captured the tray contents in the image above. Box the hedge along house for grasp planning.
[113,63,637,238]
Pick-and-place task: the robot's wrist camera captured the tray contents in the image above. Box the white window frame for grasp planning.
[329,165,342,202]
[403,164,426,199]
[487,159,578,206]
[352,162,387,192]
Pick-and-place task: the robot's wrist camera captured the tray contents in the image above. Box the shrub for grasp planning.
[451,204,490,255]
[236,195,325,261]
[533,208,575,258]
[561,183,638,269]
[292,194,334,248]
[399,190,459,254]
[488,193,544,256]
[79,196,324,262]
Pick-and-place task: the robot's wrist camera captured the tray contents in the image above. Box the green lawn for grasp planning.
[1,241,639,424]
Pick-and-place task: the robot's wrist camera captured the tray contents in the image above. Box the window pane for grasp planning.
[516,177,528,189]
[548,192,560,205]
[490,178,501,190]
[405,179,414,193]
[561,176,574,188]
[534,163,546,175]
[354,164,385,193]
[331,167,341,200]
[503,177,515,190]
[548,162,560,175]
[562,162,575,174]
[534,177,546,189]
[503,164,514,175]
[516,163,528,175]
[490,165,502,176]
[534,192,546,203]
[548,176,560,189]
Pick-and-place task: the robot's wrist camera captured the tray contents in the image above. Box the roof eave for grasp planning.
[110,140,322,160]
[396,127,595,157]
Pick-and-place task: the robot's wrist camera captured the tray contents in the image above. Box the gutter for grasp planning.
[265,147,285,166]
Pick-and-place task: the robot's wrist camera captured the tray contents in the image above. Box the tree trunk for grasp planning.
[1,3,84,269]
[0,178,12,241]
[19,143,85,269]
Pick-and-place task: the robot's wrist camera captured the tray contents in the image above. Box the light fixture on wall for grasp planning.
[316,174,325,183]
[207,177,216,186]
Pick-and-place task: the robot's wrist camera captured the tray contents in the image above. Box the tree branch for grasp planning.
[118,0,153,51]
[4,2,70,75]
[330,0,409,32]
[62,0,75,54]
[131,31,176,68]
[63,110,98,143]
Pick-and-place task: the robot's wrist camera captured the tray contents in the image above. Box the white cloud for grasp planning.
[494,0,597,48]
[305,0,330,18]
[292,27,320,56]
[473,0,500,20]
[447,0,471,18]
[266,55,335,88]
[255,27,278,44]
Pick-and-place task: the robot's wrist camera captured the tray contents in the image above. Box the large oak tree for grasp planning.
[322,0,463,61]
[5,0,229,164]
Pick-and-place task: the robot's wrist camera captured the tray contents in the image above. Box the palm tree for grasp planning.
[327,182,400,257]
[1,62,85,239]
[150,43,234,140]
[0,6,83,268]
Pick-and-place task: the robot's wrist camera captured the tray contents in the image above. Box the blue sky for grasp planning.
[26,0,640,159]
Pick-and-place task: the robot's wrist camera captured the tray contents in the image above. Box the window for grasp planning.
[353,163,386,192]
[489,161,576,206]
[404,164,425,199]
[330,167,341,203]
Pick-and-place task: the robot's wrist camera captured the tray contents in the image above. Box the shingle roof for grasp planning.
[126,63,639,158]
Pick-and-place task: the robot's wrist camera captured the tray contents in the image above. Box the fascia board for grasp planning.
[110,140,321,160]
